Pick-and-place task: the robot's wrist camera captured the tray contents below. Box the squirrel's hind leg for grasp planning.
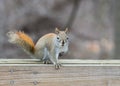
[42,48,52,64]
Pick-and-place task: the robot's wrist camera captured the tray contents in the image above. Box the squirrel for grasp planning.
[7,28,69,69]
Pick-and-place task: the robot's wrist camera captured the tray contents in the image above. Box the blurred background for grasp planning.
[1,0,119,59]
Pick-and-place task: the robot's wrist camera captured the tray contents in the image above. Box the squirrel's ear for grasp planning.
[65,28,68,34]
[55,28,60,34]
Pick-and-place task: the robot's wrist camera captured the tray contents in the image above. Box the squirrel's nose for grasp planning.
[62,41,65,46]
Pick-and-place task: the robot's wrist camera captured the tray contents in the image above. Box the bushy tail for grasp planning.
[7,31,35,54]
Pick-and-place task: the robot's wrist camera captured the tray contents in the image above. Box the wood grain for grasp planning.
[0,59,120,86]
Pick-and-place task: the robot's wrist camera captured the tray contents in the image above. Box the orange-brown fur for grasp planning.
[16,31,35,48]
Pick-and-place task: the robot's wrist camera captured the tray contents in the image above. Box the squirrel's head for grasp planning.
[55,28,69,47]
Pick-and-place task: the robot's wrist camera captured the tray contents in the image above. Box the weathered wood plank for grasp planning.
[0,59,120,86]
[0,66,120,86]
[0,59,120,66]
[0,59,120,64]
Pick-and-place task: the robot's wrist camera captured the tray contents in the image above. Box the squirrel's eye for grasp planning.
[57,37,59,40]
[67,37,69,40]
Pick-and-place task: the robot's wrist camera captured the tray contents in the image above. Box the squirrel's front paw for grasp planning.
[55,63,62,70]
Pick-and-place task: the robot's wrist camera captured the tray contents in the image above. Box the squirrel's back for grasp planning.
[35,33,57,51]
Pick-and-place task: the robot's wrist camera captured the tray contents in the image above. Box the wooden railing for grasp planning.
[0,59,120,86]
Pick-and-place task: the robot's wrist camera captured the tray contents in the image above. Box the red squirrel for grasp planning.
[7,28,69,69]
